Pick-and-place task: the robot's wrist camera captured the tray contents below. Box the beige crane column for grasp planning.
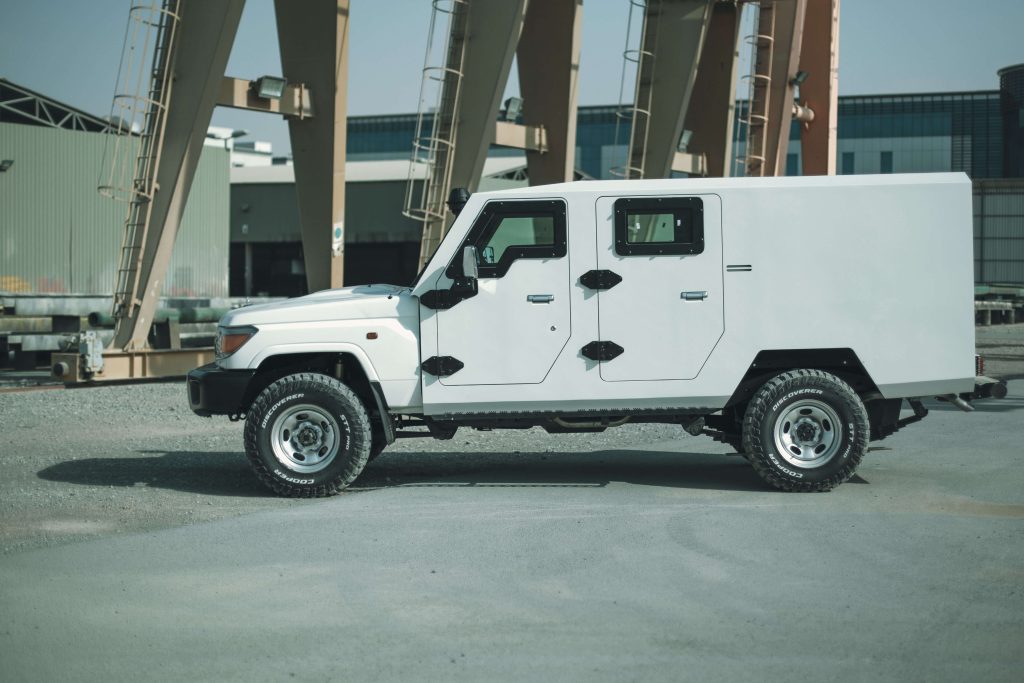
[626,0,714,179]
[275,0,349,292]
[683,0,741,177]
[516,0,583,185]
[799,0,840,175]
[446,0,529,193]
[114,0,246,350]
[761,0,807,176]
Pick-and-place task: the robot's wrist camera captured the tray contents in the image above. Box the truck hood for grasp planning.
[221,284,418,327]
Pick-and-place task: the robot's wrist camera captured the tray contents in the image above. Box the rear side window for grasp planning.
[614,197,704,256]
[446,200,567,278]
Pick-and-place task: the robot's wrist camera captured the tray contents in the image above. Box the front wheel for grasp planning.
[742,369,869,492]
[244,373,372,497]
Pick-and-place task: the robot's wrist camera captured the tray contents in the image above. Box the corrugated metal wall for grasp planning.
[0,123,228,297]
[974,179,1024,285]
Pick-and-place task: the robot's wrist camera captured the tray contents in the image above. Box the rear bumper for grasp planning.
[971,375,1008,400]
[187,363,255,417]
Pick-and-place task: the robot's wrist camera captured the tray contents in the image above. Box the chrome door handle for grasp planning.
[527,294,555,304]
[681,290,708,301]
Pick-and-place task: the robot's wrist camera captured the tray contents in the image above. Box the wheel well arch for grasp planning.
[241,352,376,416]
[724,348,879,410]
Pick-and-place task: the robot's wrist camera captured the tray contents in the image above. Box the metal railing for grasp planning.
[97,1,181,326]
[402,0,469,268]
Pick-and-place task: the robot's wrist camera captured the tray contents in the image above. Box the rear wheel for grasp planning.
[742,369,869,492]
[244,373,372,497]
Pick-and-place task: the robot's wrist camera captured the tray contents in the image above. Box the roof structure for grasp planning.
[0,78,116,133]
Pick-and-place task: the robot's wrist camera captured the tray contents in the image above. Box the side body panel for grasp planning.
[411,173,974,415]
[713,177,975,398]
[594,194,725,381]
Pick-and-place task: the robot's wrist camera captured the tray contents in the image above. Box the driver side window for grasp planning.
[447,199,567,279]
[480,215,556,265]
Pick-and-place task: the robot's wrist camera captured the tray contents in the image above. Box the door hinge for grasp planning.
[421,356,465,377]
[419,277,478,310]
[581,341,624,361]
[579,269,622,291]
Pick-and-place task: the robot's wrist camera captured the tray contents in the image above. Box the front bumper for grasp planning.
[187,363,256,417]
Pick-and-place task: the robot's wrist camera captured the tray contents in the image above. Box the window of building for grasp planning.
[880,151,894,173]
[841,152,855,174]
[613,197,704,256]
[446,200,567,279]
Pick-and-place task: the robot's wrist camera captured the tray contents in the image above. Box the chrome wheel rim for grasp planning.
[773,399,842,469]
[270,404,340,474]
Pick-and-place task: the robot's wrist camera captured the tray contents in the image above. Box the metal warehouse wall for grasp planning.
[0,123,229,297]
[974,179,1024,285]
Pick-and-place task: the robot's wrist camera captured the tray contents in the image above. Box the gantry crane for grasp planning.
[57,0,349,381]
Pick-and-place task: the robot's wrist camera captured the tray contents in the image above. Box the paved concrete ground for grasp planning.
[1,383,1022,682]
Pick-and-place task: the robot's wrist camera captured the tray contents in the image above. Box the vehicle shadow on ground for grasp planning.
[36,449,792,496]
[354,449,783,493]
[36,450,270,497]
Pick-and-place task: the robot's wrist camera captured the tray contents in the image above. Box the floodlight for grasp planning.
[790,70,809,86]
[252,76,287,100]
[503,97,523,121]
[677,129,693,152]
[0,160,12,172]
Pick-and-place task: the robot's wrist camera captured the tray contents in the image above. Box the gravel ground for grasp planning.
[0,382,690,554]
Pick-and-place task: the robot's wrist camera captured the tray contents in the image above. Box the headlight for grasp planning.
[216,325,257,360]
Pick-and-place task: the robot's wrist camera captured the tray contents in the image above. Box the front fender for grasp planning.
[243,342,382,382]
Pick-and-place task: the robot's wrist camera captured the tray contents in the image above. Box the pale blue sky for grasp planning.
[1,0,1021,155]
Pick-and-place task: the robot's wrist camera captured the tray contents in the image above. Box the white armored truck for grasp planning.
[188,173,1005,496]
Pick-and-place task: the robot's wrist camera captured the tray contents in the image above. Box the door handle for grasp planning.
[680,290,708,301]
[527,294,555,304]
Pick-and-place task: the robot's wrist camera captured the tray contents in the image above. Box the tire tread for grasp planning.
[243,372,372,498]
[742,369,869,492]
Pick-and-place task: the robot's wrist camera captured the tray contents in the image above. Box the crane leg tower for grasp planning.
[405,0,583,269]
[102,0,349,353]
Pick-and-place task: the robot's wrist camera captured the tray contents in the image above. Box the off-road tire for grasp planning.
[244,373,372,497]
[368,429,387,462]
[742,369,869,492]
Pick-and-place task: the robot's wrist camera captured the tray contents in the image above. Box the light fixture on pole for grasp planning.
[251,76,288,100]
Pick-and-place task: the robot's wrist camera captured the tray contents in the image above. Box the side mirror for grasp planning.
[462,245,479,280]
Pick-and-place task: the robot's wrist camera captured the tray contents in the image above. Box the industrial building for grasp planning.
[0,78,229,300]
